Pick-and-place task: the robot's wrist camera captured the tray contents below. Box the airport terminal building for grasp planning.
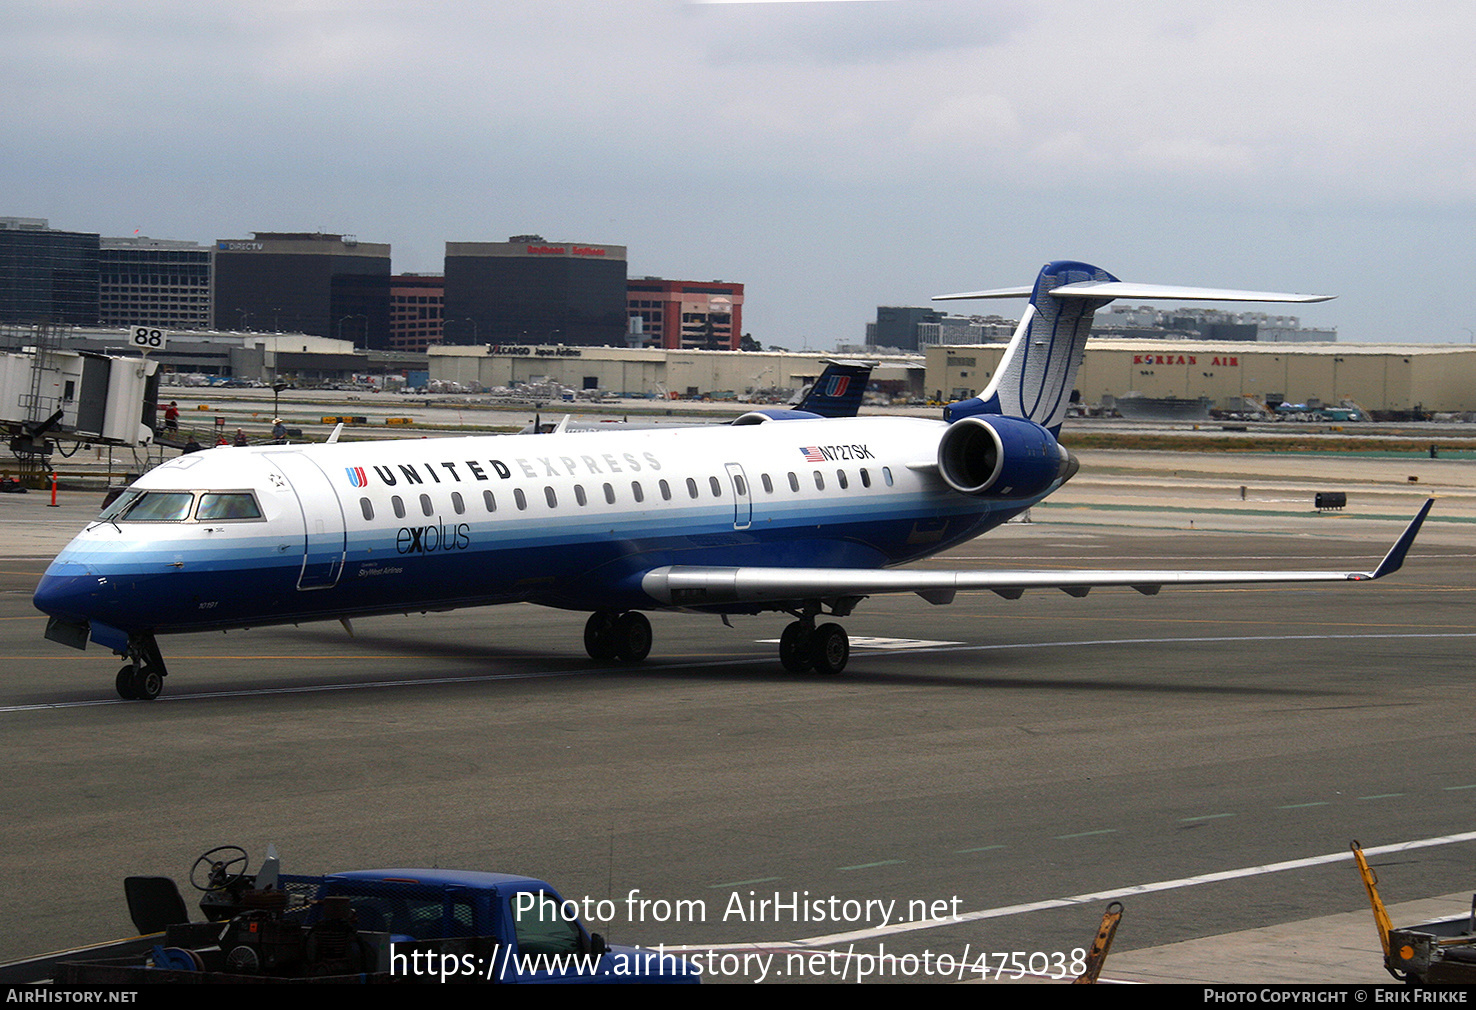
[429,343,924,401]
[430,340,1476,416]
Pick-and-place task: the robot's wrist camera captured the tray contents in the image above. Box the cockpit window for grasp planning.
[97,489,144,521]
[115,491,196,522]
[196,492,263,521]
[97,489,264,523]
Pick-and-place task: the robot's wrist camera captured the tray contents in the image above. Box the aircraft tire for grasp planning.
[584,611,620,662]
[810,623,849,675]
[132,666,164,701]
[779,621,813,673]
[612,611,652,663]
[116,665,139,701]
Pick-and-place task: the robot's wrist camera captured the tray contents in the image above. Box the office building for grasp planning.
[390,273,444,353]
[98,236,213,329]
[627,278,744,350]
[213,232,391,349]
[0,218,99,325]
[442,236,627,347]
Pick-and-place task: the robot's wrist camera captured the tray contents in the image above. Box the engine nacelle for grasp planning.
[731,408,823,425]
[936,415,1078,498]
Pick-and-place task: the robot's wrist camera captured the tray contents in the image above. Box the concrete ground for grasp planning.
[2,436,1471,985]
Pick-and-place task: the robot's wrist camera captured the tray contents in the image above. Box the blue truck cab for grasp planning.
[307,869,700,984]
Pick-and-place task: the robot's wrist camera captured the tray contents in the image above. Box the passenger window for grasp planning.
[659,479,671,501]
[196,492,263,521]
[359,498,374,521]
[883,466,894,487]
[575,485,587,507]
[836,470,848,490]
[761,474,773,494]
[420,493,433,517]
[859,468,871,488]
[631,481,644,503]
[686,478,698,499]
[392,495,406,519]
[451,492,464,515]
[787,472,799,492]
[813,471,825,490]
[709,476,722,497]
[544,486,557,508]
[603,483,615,504]
[514,488,527,511]
[483,490,496,512]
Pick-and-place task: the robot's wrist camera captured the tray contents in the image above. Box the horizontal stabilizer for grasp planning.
[934,282,1332,303]
[932,285,1033,301]
[1047,281,1332,303]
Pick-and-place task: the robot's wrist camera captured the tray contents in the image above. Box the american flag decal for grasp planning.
[346,466,367,487]
[801,447,825,462]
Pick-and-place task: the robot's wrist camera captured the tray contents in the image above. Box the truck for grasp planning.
[2,846,700,985]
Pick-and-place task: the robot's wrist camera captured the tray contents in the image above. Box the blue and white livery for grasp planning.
[33,261,1431,700]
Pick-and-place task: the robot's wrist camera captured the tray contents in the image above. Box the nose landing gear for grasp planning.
[114,633,169,701]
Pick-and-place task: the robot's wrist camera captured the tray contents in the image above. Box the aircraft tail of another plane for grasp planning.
[934,261,1333,435]
[793,359,875,418]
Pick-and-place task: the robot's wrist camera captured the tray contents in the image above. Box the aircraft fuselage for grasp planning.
[34,417,1039,643]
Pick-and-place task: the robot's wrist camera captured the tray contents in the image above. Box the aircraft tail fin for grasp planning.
[934,261,1333,435]
[938,261,1118,435]
[793,359,875,418]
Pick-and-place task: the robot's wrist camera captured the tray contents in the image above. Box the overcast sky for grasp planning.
[5,0,1473,346]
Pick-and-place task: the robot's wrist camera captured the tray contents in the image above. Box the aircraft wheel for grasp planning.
[612,612,652,663]
[132,666,164,701]
[809,623,849,675]
[116,665,139,701]
[584,611,619,662]
[779,621,813,673]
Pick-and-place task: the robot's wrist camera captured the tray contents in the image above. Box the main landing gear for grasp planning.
[114,633,168,701]
[779,617,850,675]
[584,610,653,663]
[581,607,853,675]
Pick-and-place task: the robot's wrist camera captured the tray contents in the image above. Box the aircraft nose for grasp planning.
[33,570,112,626]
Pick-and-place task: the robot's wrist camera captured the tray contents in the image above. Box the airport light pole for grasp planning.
[337,314,366,342]
[445,317,479,343]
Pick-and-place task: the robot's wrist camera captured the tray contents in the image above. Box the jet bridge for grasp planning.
[0,324,159,482]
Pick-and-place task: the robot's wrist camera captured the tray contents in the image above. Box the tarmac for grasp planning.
[2,428,1472,986]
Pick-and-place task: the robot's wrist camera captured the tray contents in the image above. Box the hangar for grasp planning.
[926,340,1476,416]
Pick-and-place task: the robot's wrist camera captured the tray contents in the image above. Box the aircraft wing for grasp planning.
[642,500,1433,608]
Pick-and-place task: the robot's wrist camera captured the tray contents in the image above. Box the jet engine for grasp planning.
[936,414,1078,499]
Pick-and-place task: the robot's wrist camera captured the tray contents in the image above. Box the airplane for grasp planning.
[33,260,1433,701]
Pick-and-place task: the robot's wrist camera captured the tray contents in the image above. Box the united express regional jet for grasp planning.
[34,261,1433,700]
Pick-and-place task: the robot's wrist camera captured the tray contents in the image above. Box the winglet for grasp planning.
[1367,498,1434,580]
